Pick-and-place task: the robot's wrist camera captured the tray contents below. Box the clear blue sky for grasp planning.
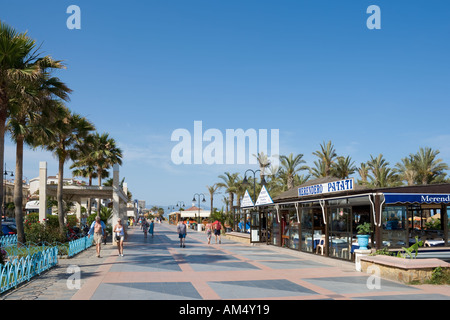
[2,1,450,210]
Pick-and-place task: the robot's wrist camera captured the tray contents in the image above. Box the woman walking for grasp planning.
[205,220,212,245]
[149,220,154,237]
[142,218,149,238]
[114,218,125,256]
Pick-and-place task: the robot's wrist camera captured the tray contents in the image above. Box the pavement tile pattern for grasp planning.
[1,222,449,301]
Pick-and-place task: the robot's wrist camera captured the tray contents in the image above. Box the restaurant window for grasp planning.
[410,205,445,247]
[329,207,351,259]
[285,209,299,250]
[301,208,313,253]
[447,207,450,246]
[272,211,280,246]
[381,206,407,247]
[236,213,250,233]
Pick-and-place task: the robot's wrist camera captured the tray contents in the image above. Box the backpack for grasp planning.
[215,222,221,230]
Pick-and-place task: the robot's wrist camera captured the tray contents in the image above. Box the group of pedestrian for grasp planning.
[87,216,136,258]
[206,219,222,244]
[176,218,222,247]
[142,219,155,238]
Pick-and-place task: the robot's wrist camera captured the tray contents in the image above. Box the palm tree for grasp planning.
[0,21,42,232]
[8,58,70,243]
[312,141,337,177]
[357,162,370,186]
[310,159,327,178]
[87,132,122,215]
[206,184,219,212]
[217,172,239,214]
[395,156,417,186]
[334,156,357,179]
[42,103,95,235]
[253,152,271,181]
[90,132,123,187]
[366,154,399,188]
[279,153,309,189]
[71,164,99,215]
[411,147,448,185]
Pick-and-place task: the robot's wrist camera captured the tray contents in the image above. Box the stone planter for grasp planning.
[359,255,450,284]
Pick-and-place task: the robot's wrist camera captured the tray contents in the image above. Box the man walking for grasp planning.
[177,218,187,248]
[88,216,106,257]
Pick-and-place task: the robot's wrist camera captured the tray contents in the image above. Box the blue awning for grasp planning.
[384,193,450,204]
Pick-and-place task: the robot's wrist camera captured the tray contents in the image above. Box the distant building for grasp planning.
[29,175,83,197]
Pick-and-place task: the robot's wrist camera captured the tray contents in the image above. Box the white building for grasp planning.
[29,175,83,196]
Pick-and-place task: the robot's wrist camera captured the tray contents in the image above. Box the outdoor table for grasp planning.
[424,239,445,247]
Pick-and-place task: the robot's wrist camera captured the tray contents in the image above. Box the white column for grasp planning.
[75,200,82,224]
[112,164,120,243]
[38,162,47,223]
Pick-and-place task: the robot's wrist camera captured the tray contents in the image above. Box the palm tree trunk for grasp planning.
[57,154,65,237]
[229,192,234,215]
[0,108,6,233]
[88,174,93,215]
[210,196,214,214]
[97,169,102,217]
[14,135,25,244]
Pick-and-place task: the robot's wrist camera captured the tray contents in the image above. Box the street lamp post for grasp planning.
[192,193,206,225]
[175,201,185,224]
[242,169,266,203]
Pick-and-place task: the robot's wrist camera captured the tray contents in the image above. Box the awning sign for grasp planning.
[298,178,354,197]
[255,185,274,206]
[384,193,450,204]
[241,190,255,208]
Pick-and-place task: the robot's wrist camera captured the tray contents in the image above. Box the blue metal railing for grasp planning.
[0,246,58,294]
[0,234,17,247]
[0,235,94,294]
[68,236,94,257]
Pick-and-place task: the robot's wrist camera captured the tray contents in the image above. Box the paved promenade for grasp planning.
[1,222,449,301]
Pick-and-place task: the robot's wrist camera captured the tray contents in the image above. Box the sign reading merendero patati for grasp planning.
[298,178,354,197]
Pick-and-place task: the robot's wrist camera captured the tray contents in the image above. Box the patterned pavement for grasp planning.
[1,222,449,302]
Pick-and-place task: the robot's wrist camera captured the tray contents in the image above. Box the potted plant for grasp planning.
[356,222,372,250]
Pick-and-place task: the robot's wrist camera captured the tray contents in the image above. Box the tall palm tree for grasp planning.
[334,156,357,179]
[312,140,337,177]
[357,162,370,186]
[395,156,417,186]
[206,184,219,212]
[42,103,95,235]
[279,153,309,189]
[411,147,448,185]
[8,58,70,243]
[0,21,42,232]
[90,132,123,187]
[366,154,399,188]
[217,172,239,214]
[310,159,327,178]
[87,132,122,215]
[253,152,271,181]
[71,164,99,215]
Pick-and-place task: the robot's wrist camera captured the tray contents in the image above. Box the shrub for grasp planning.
[0,247,7,265]
[24,219,66,244]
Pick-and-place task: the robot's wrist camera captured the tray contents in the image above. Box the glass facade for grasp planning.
[448,207,450,246]
[381,206,408,247]
[243,190,449,261]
